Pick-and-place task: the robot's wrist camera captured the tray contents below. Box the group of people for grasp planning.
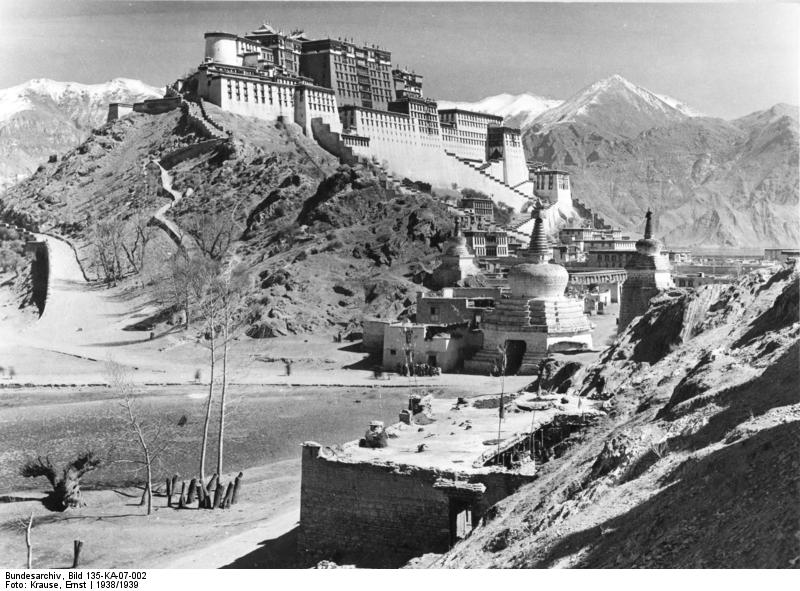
[396,362,441,377]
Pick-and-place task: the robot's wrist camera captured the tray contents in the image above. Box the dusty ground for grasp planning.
[0,234,538,391]
[0,461,301,569]
[0,230,620,569]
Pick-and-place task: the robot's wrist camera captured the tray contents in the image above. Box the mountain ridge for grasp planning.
[516,75,798,247]
[437,93,563,129]
[0,74,796,247]
[0,78,161,191]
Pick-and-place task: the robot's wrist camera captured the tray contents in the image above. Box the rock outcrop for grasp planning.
[430,262,800,568]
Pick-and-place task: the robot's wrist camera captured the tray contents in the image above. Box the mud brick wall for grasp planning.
[298,444,450,566]
[298,443,535,566]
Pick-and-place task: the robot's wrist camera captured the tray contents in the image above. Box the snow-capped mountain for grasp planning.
[520,75,798,247]
[652,92,705,118]
[0,78,161,191]
[529,74,696,137]
[437,93,563,129]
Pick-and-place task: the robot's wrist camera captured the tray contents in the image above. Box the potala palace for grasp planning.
[111,23,575,226]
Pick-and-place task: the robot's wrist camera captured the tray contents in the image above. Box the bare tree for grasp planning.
[8,512,34,568]
[214,261,249,476]
[184,212,237,261]
[192,256,225,483]
[119,208,155,276]
[152,251,210,330]
[495,344,507,463]
[91,217,125,285]
[107,361,171,516]
[20,453,101,511]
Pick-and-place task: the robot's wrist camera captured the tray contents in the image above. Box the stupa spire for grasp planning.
[644,209,653,239]
[527,199,549,263]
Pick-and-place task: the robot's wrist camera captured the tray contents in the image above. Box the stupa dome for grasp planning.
[444,234,471,257]
[508,200,570,298]
[635,237,661,256]
[509,262,569,298]
[443,216,471,257]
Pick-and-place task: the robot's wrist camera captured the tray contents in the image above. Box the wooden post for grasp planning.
[223,482,234,509]
[171,474,179,499]
[178,481,186,509]
[231,472,243,505]
[212,480,224,509]
[196,482,206,509]
[25,512,33,569]
[206,473,217,493]
[72,540,83,569]
[166,477,173,507]
[187,478,197,505]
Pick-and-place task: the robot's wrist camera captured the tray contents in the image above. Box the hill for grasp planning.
[0,102,455,338]
[0,78,161,192]
[425,263,799,568]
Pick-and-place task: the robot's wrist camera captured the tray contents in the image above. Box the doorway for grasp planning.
[448,499,474,546]
[504,340,526,375]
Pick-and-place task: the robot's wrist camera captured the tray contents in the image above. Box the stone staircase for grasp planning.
[463,347,545,376]
[311,118,359,165]
[184,98,230,141]
[444,150,532,205]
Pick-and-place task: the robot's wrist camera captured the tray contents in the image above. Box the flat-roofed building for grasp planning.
[674,272,734,288]
[586,249,637,268]
[416,287,500,326]
[387,96,440,137]
[532,168,572,209]
[381,322,481,372]
[583,238,636,252]
[439,108,503,162]
[300,38,394,110]
[464,227,509,258]
[460,195,494,221]
[665,249,693,264]
[244,23,304,76]
[486,126,528,187]
[558,226,623,245]
[764,248,800,262]
[392,68,423,99]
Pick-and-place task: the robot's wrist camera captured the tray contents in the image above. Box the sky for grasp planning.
[0,1,797,119]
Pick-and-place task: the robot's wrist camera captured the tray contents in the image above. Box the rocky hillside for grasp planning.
[0,102,455,338]
[426,263,799,568]
[0,78,161,192]
[521,76,799,247]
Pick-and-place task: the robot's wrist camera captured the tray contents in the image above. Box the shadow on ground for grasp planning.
[222,526,314,568]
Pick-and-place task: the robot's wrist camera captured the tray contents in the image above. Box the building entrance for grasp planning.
[504,340,526,375]
[448,499,474,546]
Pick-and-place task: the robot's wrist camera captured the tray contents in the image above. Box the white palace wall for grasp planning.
[294,86,342,136]
[345,108,454,186]
[203,73,296,120]
[196,68,539,212]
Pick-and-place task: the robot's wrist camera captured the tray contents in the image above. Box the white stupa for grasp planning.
[465,202,593,375]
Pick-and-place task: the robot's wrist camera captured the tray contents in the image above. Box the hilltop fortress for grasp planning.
[134,23,577,223]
